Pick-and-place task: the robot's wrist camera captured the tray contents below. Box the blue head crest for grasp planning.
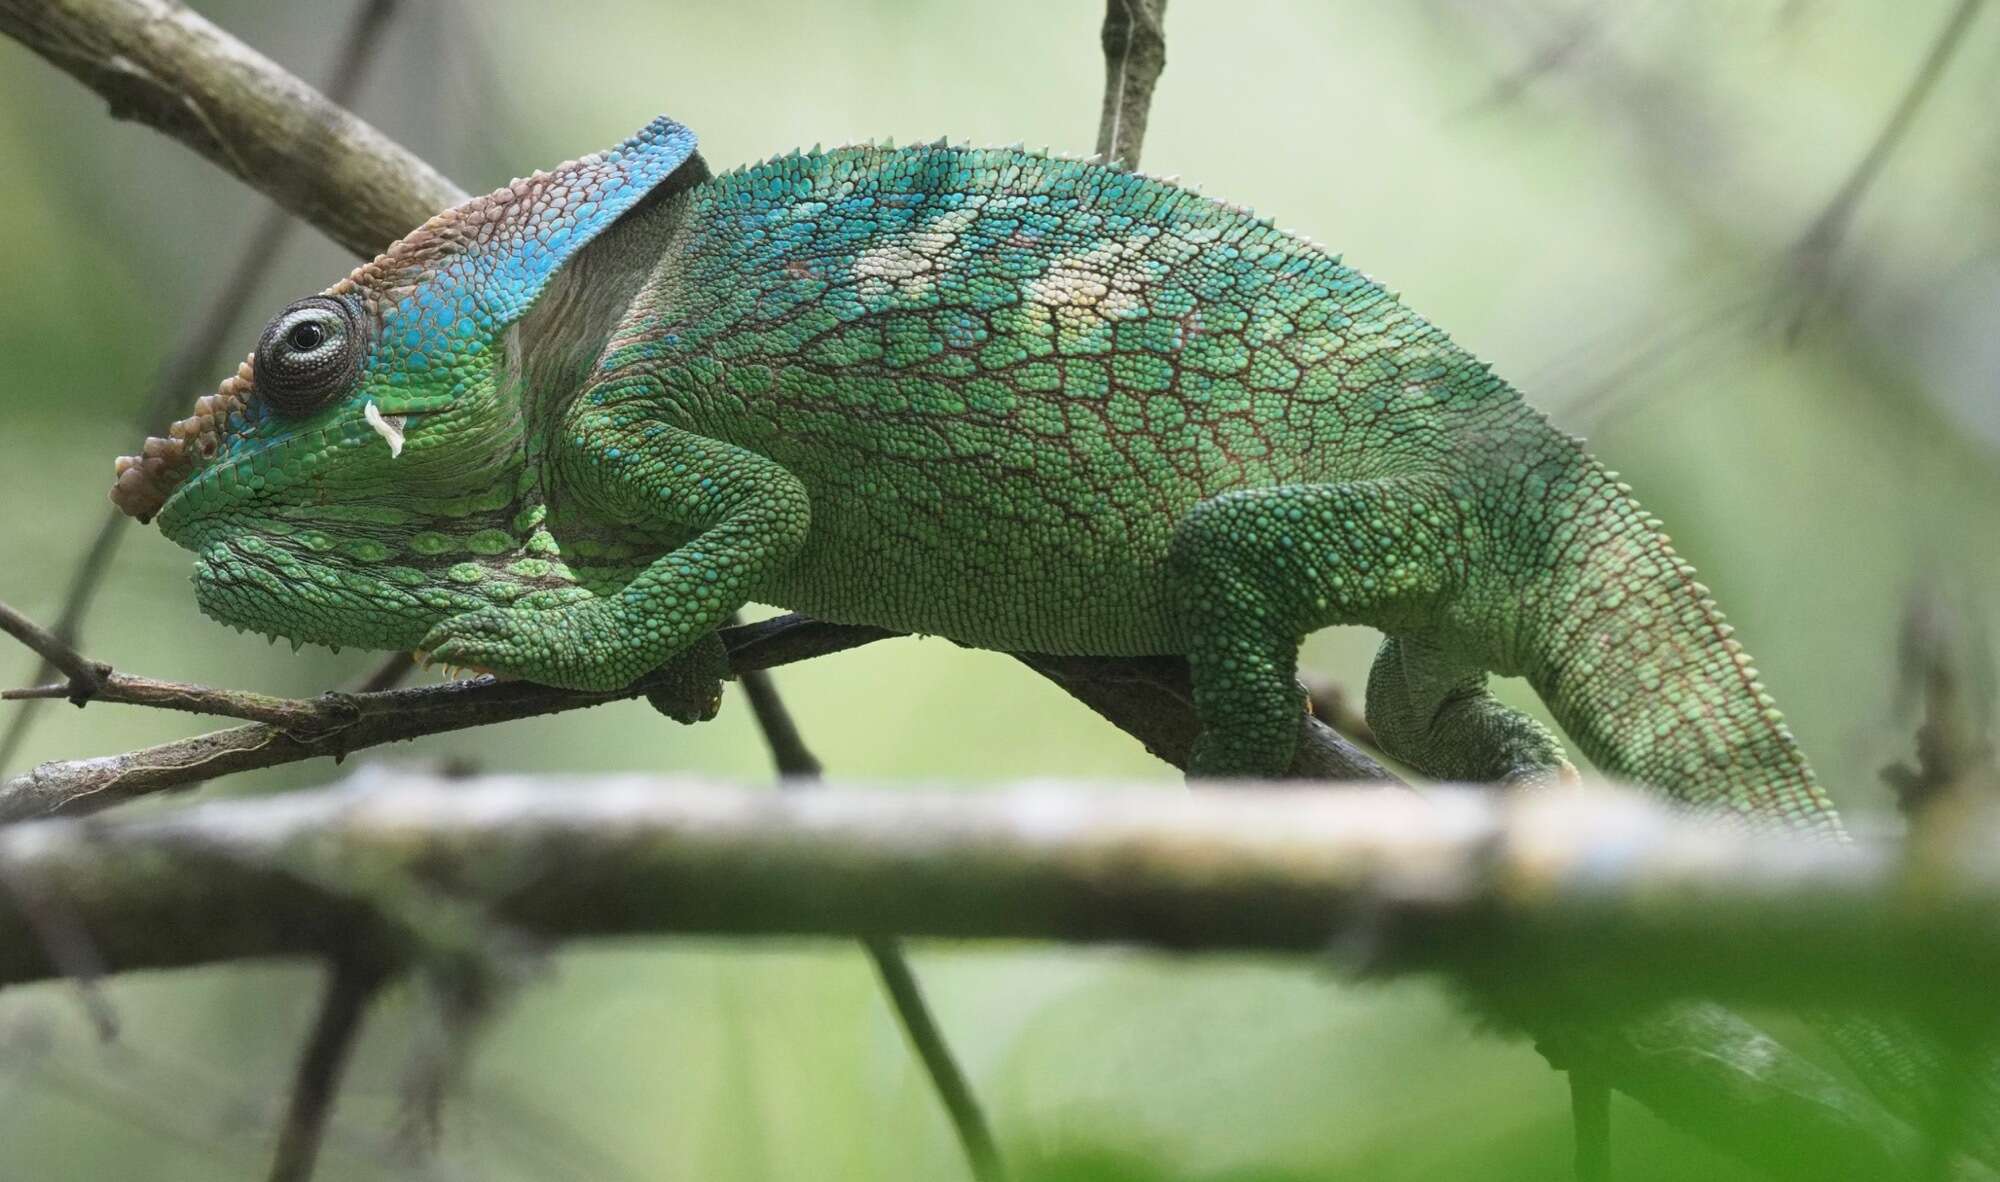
[109,117,700,522]
[341,115,700,400]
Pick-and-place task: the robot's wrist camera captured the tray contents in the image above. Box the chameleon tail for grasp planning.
[1517,458,1843,836]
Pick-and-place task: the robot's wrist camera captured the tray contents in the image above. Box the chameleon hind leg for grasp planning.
[420,421,810,692]
[1166,477,1464,778]
[1366,634,1574,786]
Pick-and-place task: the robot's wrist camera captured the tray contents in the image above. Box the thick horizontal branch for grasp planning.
[1,775,1985,1178]
[0,776,1979,1001]
[0,0,462,257]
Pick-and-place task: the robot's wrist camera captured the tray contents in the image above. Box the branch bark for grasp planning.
[0,778,1978,994]
[0,0,460,259]
[0,612,1380,819]
[1095,0,1169,170]
[1,775,1987,1181]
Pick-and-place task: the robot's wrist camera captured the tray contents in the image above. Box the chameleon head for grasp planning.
[109,116,700,651]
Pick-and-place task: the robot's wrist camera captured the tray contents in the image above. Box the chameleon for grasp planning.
[112,114,2000,1169]
[109,114,1836,831]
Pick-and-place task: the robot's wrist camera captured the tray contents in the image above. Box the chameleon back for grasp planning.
[586,143,1530,651]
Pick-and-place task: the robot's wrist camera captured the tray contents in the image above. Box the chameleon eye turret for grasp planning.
[253,296,365,416]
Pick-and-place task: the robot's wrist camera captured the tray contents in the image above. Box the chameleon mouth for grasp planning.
[111,357,257,524]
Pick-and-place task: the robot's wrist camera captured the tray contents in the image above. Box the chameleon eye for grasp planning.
[255,296,365,416]
[286,321,326,351]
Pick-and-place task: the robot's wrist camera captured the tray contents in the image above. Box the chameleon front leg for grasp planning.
[1166,477,1464,778]
[420,424,810,692]
[1366,635,1575,787]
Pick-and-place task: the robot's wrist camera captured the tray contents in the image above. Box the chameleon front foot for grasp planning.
[642,631,733,725]
[419,604,731,724]
[418,600,656,692]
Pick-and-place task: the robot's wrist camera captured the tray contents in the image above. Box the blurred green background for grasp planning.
[3,1,1997,1178]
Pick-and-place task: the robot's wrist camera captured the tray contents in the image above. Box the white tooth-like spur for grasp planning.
[364,400,407,458]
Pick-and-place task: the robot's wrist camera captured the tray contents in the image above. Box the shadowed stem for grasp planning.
[266,958,388,1182]
[734,632,1006,1182]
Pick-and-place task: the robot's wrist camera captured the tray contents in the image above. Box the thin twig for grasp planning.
[266,958,388,1182]
[865,935,1006,1182]
[1783,0,1987,339]
[0,612,1381,821]
[735,664,823,779]
[734,627,1006,1182]
[1095,0,1169,170]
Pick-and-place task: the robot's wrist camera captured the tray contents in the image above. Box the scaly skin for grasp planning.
[116,114,1993,1158]
[113,117,1832,829]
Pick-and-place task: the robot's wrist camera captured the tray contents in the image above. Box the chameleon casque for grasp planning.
[110,115,1837,831]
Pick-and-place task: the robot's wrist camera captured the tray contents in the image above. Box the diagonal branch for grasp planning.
[0,0,459,259]
[1783,0,1987,339]
[736,642,1005,1182]
[266,958,390,1182]
[0,601,108,703]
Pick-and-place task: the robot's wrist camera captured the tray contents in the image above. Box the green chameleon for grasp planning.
[112,114,1994,1169]
[111,115,1832,826]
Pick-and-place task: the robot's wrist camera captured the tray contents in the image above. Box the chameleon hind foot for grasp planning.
[1366,635,1572,787]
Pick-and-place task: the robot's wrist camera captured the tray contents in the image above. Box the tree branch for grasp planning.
[0,610,1379,820]
[0,777,1976,994]
[8,775,1995,1181]
[0,0,460,259]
